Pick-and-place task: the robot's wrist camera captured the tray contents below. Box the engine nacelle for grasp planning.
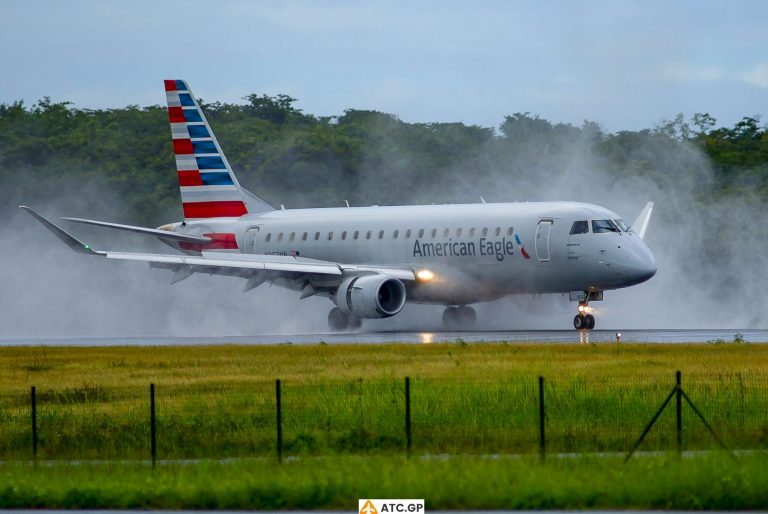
[334,274,407,319]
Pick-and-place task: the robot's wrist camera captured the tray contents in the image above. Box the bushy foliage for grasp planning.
[1,97,765,226]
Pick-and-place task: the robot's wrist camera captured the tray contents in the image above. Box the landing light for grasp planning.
[416,269,435,282]
[578,305,594,314]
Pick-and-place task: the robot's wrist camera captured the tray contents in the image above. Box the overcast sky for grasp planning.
[1,0,766,132]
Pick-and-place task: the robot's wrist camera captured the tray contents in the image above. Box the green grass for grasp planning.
[0,343,767,459]
[0,454,766,510]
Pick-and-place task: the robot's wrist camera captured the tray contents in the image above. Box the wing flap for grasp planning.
[104,251,344,276]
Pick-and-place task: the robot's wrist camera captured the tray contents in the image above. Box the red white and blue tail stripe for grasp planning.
[165,79,272,219]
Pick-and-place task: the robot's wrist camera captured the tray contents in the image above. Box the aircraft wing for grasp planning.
[21,206,415,284]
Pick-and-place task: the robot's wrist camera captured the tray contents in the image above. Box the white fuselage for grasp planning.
[177,201,657,306]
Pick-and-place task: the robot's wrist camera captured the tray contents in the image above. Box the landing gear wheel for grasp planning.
[442,306,459,329]
[328,307,349,332]
[328,308,363,332]
[457,306,477,327]
[347,316,362,330]
[443,305,477,329]
[573,313,596,330]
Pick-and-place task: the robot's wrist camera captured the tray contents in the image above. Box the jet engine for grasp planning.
[334,274,406,319]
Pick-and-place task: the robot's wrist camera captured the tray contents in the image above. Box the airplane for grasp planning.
[21,79,657,332]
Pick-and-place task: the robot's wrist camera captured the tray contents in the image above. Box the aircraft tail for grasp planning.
[164,79,273,220]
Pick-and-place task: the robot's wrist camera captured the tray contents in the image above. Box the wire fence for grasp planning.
[1,371,766,461]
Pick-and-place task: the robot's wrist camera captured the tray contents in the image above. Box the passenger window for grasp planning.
[393,229,399,239]
[378,230,384,239]
[302,232,308,241]
[353,230,359,240]
[406,229,412,239]
[431,229,437,238]
[443,228,450,238]
[507,227,514,236]
[341,231,347,240]
[277,233,283,242]
[314,232,320,240]
[592,220,620,233]
[494,227,501,236]
[418,229,424,238]
[265,233,272,242]
[289,232,295,242]
[328,231,334,240]
[366,230,372,240]
[456,228,462,237]
[469,228,475,237]
[481,227,488,237]
[570,221,589,235]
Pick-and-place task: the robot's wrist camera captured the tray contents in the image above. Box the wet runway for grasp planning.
[1,329,767,346]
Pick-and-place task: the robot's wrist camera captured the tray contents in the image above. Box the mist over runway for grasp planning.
[1,329,766,347]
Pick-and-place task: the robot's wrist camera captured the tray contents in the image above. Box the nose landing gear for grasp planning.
[573,302,596,330]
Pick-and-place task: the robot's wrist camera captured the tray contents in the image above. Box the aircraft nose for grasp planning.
[627,242,657,284]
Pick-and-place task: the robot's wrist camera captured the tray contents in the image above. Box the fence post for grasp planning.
[31,386,37,461]
[538,376,545,460]
[405,377,411,453]
[276,379,282,462]
[150,383,156,469]
[676,370,682,455]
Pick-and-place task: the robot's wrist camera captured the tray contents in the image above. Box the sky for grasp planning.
[1,0,766,132]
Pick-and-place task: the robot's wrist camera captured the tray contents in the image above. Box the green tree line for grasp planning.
[1,95,766,226]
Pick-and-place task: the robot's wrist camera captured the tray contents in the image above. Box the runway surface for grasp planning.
[1,329,767,346]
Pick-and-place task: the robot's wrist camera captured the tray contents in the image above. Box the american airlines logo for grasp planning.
[359,499,424,514]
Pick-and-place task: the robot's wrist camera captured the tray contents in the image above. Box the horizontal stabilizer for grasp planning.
[20,206,102,255]
[61,217,211,244]
[631,201,654,239]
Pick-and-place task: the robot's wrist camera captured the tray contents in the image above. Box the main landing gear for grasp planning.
[328,307,362,332]
[442,305,477,330]
[573,301,596,330]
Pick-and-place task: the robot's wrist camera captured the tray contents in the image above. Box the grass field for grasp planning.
[0,342,766,460]
[1,454,767,509]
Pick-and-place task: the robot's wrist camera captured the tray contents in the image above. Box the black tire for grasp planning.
[573,314,586,330]
[442,306,459,329]
[348,316,363,330]
[585,314,596,330]
[457,306,477,327]
[328,307,348,331]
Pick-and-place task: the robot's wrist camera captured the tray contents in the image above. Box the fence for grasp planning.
[1,371,766,462]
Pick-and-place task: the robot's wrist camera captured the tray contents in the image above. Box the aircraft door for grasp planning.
[535,220,552,262]
[245,226,261,254]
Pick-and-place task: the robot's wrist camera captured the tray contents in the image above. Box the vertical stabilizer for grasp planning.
[164,79,273,219]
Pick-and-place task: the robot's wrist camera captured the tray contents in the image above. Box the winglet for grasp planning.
[19,206,103,255]
[631,201,654,239]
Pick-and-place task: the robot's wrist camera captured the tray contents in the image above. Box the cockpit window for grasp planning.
[614,219,629,232]
[570,220,589,235]
[592,219,621,233]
